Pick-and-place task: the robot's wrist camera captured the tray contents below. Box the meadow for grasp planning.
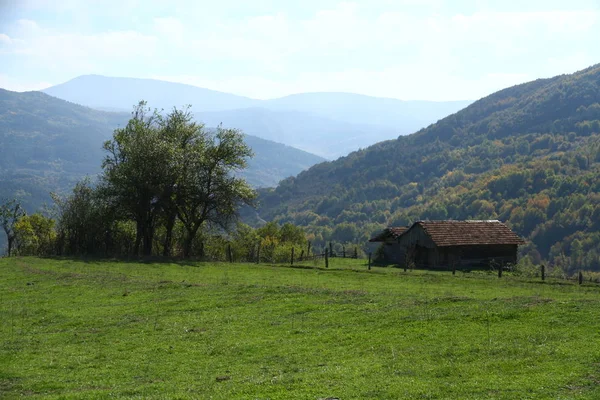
[1,257,600,399]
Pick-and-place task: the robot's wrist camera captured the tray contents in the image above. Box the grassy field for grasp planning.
[1,257,600,399]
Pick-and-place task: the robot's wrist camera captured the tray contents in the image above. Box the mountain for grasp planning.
[264,92,471,130]
[43,75,471,158]
[252,64,600,272]
[241,135,325,188]
[0,89,325,210]
[0,89,128,211]
[43,75,258,112]
[196,107,396,158]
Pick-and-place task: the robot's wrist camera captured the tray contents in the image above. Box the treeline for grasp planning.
[0,102,308,260]
[1,195,310,262]
[254,64,600,273]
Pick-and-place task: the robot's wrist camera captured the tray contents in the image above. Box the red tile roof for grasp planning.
[409,220,525,247]
[369,226,409,242]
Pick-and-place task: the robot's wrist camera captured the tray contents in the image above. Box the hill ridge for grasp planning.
[252,63,600,272]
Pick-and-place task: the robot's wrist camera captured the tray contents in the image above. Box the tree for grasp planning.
[13,213,56,256]
[101,103,256,258]
[0,199,26,257]
[52,179,114,256]
[155,106,200,257]
[101,102,171,256]
[279,223,306,245]
[176,126,256,257]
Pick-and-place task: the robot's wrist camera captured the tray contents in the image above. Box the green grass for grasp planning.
[2,257,600,399]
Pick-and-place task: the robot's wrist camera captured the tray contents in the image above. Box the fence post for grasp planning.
[354,247,358,259]
[300,249,304,261]
[498,264,502,278]
[329,242,333,257]
[325,249,329,269]
[541,264,545,281]
[343,245,346,258]
[452,262,456,276]
[308,241,311,256]
[579,270,583,285]
[291,247,294,266]
[368,252,371,270]
[227,244,233,263]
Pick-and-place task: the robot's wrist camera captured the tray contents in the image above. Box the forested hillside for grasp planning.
[0,89,128,211]
[255,64,600,272]
[242,135,325,187]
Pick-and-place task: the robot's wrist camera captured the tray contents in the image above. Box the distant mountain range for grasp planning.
[43,75,257,112]
[196,107,396,157]
[0,89,325,214]
[43,75,472,158]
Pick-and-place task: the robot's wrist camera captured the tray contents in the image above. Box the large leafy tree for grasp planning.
[101,102,255,258]
[154,106,199,256]
[0,199,26,256]
[102,102,172,256]
[176,126,256,258]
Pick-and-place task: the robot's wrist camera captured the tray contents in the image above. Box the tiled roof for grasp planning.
[411,220,525,247]
[369,226,409,242]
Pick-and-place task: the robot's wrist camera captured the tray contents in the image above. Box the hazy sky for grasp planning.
[1,0,599,100]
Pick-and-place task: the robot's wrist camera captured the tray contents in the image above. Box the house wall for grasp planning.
[396,225,436,267]
[445,244,518,268]
[380,240,406,264]
[396,224,519,269]
[397,225,436,249]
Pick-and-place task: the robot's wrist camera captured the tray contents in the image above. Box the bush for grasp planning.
[512,256,539,278]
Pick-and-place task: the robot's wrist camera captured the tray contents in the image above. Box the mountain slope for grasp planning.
[0,90,325,207]
[254,64,600,271]
[241,135,325,188]
[197,107,396,158]
[0,89,128,210]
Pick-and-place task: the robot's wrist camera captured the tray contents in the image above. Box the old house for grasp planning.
[368,226,409,263]
[369,220,524,269]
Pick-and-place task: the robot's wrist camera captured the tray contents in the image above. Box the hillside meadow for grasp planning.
[1,257,600,399]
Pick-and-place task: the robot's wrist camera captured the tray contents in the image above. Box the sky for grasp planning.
[0,0,599,101]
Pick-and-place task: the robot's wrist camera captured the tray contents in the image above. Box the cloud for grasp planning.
[1,2,599,99]
[153,17,185,45]
[101,4,600,100]
[1,20,158,72]
[15,18,42,33]
[0,34,11,44]
[0,73,52,91]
